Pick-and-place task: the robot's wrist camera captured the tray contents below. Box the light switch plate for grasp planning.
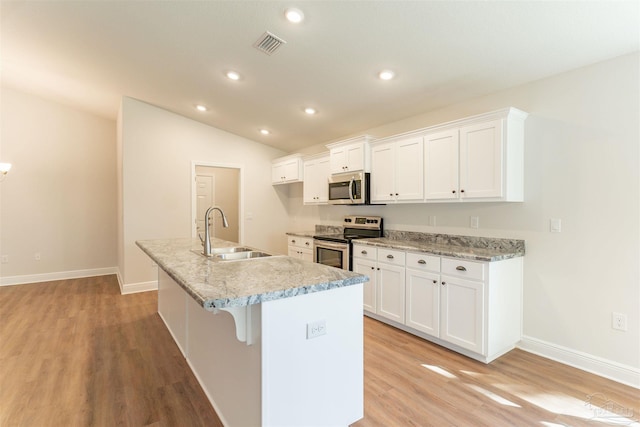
[550,218,562,233]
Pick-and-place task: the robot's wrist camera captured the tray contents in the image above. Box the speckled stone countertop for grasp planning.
[136,238,367,310]
[356,231,525,262]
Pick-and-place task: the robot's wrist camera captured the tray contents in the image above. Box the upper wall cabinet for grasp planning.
[303,153,330,204]
[424,108,528,202]
[326,135,375,174]
[371,134,424,203]
[272,154,303,185]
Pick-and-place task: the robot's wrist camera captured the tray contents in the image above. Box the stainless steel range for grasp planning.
[313,216,383,271]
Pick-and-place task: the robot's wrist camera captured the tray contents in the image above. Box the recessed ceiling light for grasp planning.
[304,107,317,115]
[196,105,207,112]
[226,71,241,81]
[378,70,395,81]
[260,129,270,135]
[284,8,304,23]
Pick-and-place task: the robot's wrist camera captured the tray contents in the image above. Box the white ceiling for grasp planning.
[2,1,638,152]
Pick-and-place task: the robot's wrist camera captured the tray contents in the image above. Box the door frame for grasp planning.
[191,161,244,244]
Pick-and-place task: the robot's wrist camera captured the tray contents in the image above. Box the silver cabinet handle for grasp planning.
[417,259,426,265]
[387,254,394,259]
[456,266,467,271]
[361,250,368,255]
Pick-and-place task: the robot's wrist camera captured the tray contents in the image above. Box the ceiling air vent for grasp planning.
[253,31,287,55]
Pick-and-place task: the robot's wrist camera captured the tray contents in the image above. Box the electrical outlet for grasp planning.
[306,320,327,339]
[612,312,628,331]
[550,218,562,233]
[429,216,436,227]
[34,253,41,261]
[470,216,479,229]
[1,255,8,264]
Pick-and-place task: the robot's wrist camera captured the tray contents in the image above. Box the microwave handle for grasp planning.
[348,178,355,203]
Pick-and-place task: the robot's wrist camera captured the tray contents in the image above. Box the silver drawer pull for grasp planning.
[456,266,467,271]
[417,259,426,265]
[361,250,368,255]
[387,254,394,259]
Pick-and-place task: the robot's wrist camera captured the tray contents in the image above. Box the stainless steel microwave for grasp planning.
[328,172,370,205]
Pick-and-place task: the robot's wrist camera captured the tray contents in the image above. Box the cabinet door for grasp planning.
[424,129,459,200]
[281,159,300,182]
[272,163,285,184]
[345,143,364,172]
[329,147,347,174]
[459,119,503,199]
[287,246,299,259]
[395,136,424,201]
[377,263,405,323]
[354,258,377,313]
[300,248,313,262]
[303,157,329,204]
[405,268,440,337]
[371,142,395,202]
[440,275,484,354]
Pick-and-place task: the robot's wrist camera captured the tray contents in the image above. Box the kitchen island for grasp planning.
[137,238,367,427]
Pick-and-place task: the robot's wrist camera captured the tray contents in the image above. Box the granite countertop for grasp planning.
[354,236,524,262]
[286,231,315,238]
[136,238,367,310]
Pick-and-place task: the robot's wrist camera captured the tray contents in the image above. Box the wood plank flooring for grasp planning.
[1,275,638,426]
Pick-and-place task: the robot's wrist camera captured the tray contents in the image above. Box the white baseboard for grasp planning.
[120,280,157,295]
[518,335,640,389]
[0,267,118,287]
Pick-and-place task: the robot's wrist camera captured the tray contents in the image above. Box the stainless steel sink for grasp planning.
[214,251,272,261]
[209,246,252,254]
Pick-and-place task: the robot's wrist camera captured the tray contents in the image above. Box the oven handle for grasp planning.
[348,178,355,203]
[314,241,349,250]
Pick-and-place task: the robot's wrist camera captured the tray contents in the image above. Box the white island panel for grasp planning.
[261,283,363,427]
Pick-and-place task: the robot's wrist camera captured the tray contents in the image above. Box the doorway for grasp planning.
[191,162,242,244]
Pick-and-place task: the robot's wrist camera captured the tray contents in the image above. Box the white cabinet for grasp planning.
[303,154,330,204]
[405,253,441,336]
[287,235,313,262]
[326,135,374,174]
[439,258,486,354]
[371,135,424,203]
[356,242,523,363]
[424,129,460,200]
[353,246,377,314]
[376,248,406,323]
[272,154,303,185]
[424,108,527,202]
[353,244,405,323]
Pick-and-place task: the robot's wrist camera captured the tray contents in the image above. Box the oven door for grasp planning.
[314,240,349,270]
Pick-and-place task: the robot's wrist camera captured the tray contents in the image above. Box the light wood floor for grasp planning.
[1,276,638,426]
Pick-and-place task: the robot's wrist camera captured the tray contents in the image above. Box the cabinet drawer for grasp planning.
[377,248,406,265]
[288,236,313,249]
[406,252,440,272]
[441,258,484,281]
[353,244,376,259]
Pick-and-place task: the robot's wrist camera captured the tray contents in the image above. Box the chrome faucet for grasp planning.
[202,206,229,256]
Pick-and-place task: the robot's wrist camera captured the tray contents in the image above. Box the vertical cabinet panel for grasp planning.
[424,129,460,200]
[354,257,377,313]
[459,119,503,199]
[376,263,406,323]
[405,268,440,337]
[371,143,395,202]
[303,155,330,204]
[396,137,424,201]
[440,275,484,354]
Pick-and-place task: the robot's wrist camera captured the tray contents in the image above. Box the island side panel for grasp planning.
[187,296,262,427]
[158,269,188,356]
[261,284,364,427]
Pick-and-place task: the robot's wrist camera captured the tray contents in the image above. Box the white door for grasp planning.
[376,263,406,323]
[405,268,440,337]
[354,258,377,313]
[395,136,424,201]
[371,142,395,202]
[440,275,484,354]
[196,174,215,239]
[424,129,459,200]
[459,119,503,199]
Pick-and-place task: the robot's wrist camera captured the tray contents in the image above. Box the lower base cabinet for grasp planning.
[286,235,313,262]
[353,243,522,363]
